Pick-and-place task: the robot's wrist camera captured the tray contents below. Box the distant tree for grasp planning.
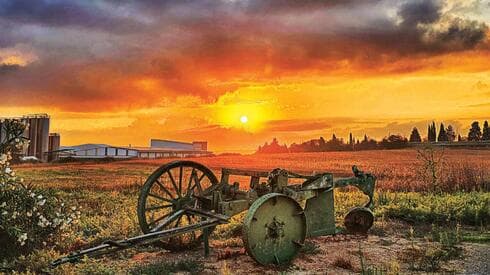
[427,124,431,142]
[483,121,490,141]
[468,121,482,141]
[446,125,456,142]
[437,123,448,142]
[349,133,353,145]
[256,138,288,154]
[427,122,437,142]
[319,136,326,150]
[379,134,408,149]
[409,127,422,142]
[358,134,378,150]
[457,134,462,142]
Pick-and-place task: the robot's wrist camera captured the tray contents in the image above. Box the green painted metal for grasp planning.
[334,165,376,208]
[242,193,306,265]
[344,207,374,234]
[304,189,336,237]
[53,161,377,268]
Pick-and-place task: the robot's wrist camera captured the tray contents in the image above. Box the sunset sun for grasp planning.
[240,115,248,124]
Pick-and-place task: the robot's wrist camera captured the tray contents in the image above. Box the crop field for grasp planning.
[6,149,490,274]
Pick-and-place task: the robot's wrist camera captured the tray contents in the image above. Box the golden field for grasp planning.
[16,149,490,192]
[7,149,490,274]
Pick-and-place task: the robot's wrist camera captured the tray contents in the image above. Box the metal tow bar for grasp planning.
[51,209,229,267]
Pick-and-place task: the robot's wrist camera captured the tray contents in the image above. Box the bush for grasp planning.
[0,119,80,256]
[375,191,489,226]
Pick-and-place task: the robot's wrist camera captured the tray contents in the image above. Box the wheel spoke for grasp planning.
[173,215,183,228]
[188,171,203,195]
[167,170,181,198]
[149,211,173,227]
[145,204,172,212]
[151,209,184,232]
[148,193,173,203]
[187,169,196,196]
[155,179,175,200]
[138,161,218,251]
[178,166,183,195]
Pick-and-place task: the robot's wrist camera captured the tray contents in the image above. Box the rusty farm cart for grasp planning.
[52,160,376,266]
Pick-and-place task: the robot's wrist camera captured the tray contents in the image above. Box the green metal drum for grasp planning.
[242,193,306,265]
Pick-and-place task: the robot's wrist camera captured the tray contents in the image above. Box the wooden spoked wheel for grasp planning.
[137,161,218,251]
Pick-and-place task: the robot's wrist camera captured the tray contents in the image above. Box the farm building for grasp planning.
[59,139,212,160]
[0,114,60,162]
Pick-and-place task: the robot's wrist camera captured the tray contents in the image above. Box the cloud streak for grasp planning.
[0,0,488,111]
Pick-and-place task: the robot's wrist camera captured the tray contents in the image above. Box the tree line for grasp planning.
[256,120,490,154]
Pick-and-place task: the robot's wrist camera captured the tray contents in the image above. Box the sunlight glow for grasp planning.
[240,115,248,124]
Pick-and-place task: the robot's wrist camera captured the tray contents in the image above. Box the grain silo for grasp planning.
[25,114,50,161]
[48,133,61,161]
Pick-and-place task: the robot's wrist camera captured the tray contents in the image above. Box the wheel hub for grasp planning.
[172,196,194,211]
[266,217,285,240]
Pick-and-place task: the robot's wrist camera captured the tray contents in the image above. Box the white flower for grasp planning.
[37,195,43,200]
[37,199,46,206]
[0,154,7,165]
[2,211,7,215]
[26,211,32,217]
[4,167,11,174]
[18,233,28,246]
[0,202,6,208]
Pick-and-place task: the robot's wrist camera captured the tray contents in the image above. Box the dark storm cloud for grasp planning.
[398,0,442,26]
[0,64,20,74]
[0,0,488,111]
[0,0,144,32]
[394,0,488,52]
[432,18,487,49]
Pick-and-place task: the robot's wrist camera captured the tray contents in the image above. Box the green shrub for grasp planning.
[374,191,489,225]
[0,119,80,256]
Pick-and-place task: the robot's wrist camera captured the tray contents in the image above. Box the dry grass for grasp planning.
[6,149,489,274]
[14,149,490,193]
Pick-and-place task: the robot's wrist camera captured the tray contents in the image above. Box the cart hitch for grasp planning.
[51,209,229,267]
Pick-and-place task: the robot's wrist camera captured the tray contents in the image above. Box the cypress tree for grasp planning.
[431,122,437,141]
[409,127,422,142]
[483,120,490,141]
[437,123,447,142]
[468,121,482,141]
[446,125,456,142]
[428,122,437,142]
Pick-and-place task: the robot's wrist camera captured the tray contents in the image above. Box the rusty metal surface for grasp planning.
[52,160,377,267]
[242,193,306,265]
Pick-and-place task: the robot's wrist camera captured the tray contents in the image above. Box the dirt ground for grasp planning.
[125,221,489,274]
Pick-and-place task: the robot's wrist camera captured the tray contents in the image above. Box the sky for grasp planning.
[0,0,489,153]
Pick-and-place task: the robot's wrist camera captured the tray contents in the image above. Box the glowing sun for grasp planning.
[240,115,248,124]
